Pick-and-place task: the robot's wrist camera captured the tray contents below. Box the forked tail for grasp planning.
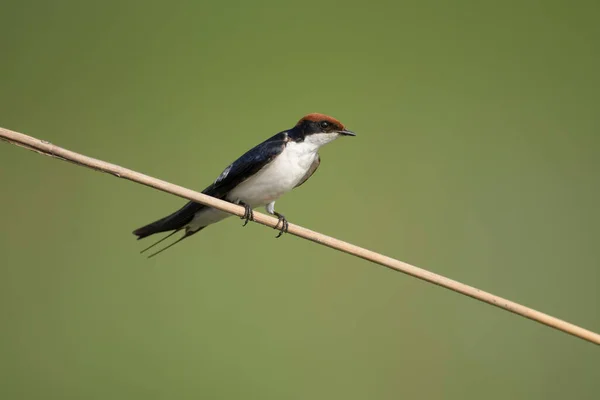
[133,201,205,239]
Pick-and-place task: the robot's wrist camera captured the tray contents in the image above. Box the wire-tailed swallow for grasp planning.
[133,113,355,257]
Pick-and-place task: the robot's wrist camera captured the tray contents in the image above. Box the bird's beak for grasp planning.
[338,129,356,136]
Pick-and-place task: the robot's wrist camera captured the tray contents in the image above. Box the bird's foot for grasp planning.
[240,202,253,226]
[273,212,289,238]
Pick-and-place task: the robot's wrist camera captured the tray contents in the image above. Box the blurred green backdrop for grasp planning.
[1,1,599,399]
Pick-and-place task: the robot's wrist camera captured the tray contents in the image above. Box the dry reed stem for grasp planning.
[1,126,599,346]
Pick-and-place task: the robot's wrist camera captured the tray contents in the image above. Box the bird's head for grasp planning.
[290,113,355,147]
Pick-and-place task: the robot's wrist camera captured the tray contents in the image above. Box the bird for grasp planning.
[133,113,356,257]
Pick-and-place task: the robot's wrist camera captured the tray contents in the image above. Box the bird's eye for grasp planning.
[319,121,329,129]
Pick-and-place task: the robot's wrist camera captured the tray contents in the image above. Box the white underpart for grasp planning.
[187,132,340,231]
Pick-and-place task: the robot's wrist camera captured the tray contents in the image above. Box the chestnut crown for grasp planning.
[293,113,355,137]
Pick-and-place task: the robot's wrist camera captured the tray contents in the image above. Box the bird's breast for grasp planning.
[227,142,317,206]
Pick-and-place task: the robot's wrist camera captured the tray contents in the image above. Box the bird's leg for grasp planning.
[266,201,289,238]
[239,201,253,226]
[273,212,289,238]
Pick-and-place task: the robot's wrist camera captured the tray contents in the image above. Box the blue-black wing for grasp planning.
[203,131,287,198]
[133,132,287,239]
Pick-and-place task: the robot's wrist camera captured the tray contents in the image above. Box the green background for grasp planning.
[1,1,599,399]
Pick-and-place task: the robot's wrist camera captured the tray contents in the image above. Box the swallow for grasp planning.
[133,113,355,257]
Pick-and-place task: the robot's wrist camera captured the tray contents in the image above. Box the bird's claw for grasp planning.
[240,203,253,226]
[273,212,288,238]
